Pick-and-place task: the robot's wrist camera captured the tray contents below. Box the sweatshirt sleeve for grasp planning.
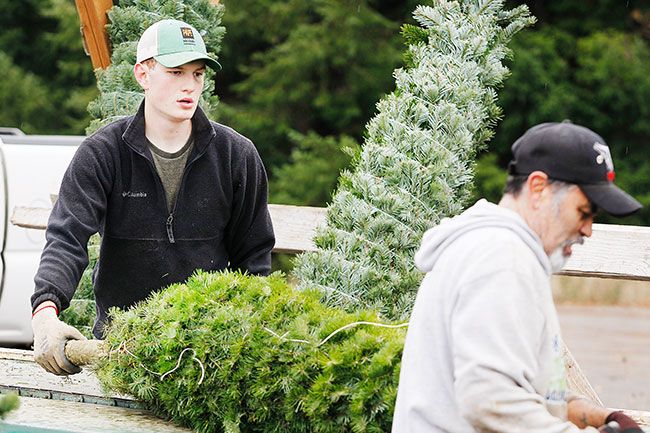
[224,140,275,276]
[31,139,113,312]
[451,268,598,433]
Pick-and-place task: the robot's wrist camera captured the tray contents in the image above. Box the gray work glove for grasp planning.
[32,307,87,375]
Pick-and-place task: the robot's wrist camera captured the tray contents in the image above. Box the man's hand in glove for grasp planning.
[600,411,644,433]
[31,301,87,375]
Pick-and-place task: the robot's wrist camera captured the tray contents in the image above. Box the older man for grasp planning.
[392,122,643,432]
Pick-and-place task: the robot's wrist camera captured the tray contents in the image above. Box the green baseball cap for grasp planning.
[136,19,221,70]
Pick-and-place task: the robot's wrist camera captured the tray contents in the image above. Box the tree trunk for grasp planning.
[65,339,106,367]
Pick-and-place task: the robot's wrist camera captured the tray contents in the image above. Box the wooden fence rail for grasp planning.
[11,204,650,281]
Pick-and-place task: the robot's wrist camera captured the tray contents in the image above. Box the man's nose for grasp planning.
[181,76,196,91]
[580,217,593,237]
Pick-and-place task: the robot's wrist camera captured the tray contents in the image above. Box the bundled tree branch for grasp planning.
[94,271,406,433]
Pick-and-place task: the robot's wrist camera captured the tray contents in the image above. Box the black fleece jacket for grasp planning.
[32,103,275,337]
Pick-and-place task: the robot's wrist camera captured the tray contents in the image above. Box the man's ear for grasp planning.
[134,63,150,90]
[526,171,550,209]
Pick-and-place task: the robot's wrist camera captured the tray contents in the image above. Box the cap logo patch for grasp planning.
[593,142,615,182]
[181,27,194,40]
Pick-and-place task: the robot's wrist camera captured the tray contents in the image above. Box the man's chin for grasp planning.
[548,247,569,273]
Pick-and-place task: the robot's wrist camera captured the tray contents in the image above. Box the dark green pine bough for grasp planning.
[76,1,534,432]
[98,271,406,432]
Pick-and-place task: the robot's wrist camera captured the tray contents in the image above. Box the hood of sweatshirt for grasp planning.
[414,199,551,275]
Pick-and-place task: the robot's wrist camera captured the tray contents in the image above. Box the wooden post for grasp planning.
[75,0,113,70]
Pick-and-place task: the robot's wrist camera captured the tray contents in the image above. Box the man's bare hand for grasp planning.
[568,399,643,432]
[568,398,611,428]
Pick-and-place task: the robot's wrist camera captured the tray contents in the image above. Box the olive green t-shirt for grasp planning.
[148,136,194,212]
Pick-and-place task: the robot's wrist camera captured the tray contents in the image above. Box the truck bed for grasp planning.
[0,348,191,433]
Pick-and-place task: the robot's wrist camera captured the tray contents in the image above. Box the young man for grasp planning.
[392,122,644,432]
[31,19,275,375]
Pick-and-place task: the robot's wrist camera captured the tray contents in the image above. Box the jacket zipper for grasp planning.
[166,213,175,243]
[164,150,202,244]
[141,157,176,244]
[130,136,208,245]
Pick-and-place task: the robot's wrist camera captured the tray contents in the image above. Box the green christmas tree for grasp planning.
[294,0,534,320]
[97,271,405,433]
[86,0,225,133]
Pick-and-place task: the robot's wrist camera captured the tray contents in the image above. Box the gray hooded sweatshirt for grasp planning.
[392,199,598,433]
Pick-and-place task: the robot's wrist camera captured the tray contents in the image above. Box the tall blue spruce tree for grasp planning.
[294,0,535,320]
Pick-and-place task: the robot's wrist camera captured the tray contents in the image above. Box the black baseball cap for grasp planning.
[508,122,642,217]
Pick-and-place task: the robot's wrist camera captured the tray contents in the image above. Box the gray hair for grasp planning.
[503,175,576,201]
[548,179,577,213]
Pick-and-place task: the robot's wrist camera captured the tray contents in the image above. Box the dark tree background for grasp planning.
[1,0,649,223]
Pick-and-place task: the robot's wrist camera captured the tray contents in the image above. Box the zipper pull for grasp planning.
[166,213,175,243]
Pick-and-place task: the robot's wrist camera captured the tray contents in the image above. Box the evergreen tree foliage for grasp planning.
[42,0,99,133]
[216,0,404,170]
[0,0,97,134]
[507,0,647,36]
[0,0,63,79]
[0,393,19,420]
[471,153,508,202]
[270,131,359,207]
[0,52,58,133]
[293,0,535,320]
[86,0,225,133]
[97,271,405,433]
